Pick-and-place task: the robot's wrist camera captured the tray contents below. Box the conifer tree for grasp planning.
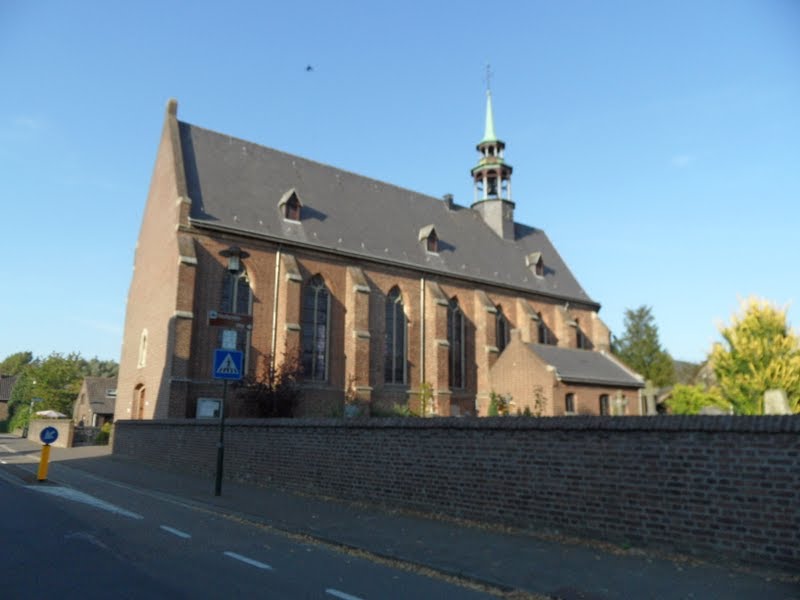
[613,306,674,387]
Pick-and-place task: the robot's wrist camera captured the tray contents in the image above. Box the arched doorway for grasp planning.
[133,384,146,420]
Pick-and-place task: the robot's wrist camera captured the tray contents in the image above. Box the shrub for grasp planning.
[94,422,112,445]
[234,353,303,418]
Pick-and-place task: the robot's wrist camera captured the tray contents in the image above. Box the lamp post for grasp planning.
[213,245,249,496]
[23,397,43,439]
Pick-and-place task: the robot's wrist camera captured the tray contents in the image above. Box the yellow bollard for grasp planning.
[37,444,51,481]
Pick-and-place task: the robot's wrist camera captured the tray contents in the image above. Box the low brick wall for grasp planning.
[112,416,799,571]
[28,419,74,448]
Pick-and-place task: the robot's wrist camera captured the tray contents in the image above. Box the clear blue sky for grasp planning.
[1,1,798,365]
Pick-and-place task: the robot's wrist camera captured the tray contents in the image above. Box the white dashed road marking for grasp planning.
[326,589,365,600]
[160,525,191,539]
[0,444,18,453]
[27,485,144,519]
[223,551,273,570]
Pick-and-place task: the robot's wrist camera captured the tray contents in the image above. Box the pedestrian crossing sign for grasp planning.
[213,349,244,380]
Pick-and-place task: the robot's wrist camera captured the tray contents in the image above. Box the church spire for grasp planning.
[482,90,498,143]
[470,71,515,240]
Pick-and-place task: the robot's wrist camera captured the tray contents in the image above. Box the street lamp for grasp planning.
[213,245,249,496]
[23,397,43,439]
[219,246,249,273]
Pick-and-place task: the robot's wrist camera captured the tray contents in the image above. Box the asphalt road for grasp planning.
[0,442,496,599]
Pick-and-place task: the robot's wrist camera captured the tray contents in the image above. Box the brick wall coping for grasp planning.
[118,414,800,433]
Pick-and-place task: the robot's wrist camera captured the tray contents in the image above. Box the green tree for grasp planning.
[666,384,729,415]
[710,298,800,414]
[8,353,85,430]
[0,351,33,376]
[79,357,119,378]
[613,306,675,387]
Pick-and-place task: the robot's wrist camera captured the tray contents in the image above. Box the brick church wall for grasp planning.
[116,102,187,421]
[113,415,800,571]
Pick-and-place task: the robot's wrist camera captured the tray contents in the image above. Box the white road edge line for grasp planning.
[160,525,191,539]
[223,551,273,570]
[0,444,18,453]
[27,485,144,520]
[326,589,365,600]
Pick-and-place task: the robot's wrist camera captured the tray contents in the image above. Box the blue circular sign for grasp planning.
[40,426,59,445]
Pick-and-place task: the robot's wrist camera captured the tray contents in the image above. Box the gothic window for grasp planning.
[384,287,406,384]
[137,329,148,368]
[448,298,465,389]
[565,393,575,414]
[302,275,330,381]
[496,307,509,352]
[599,394,610,416]
[576,319,587,349]
[537,313,550,345]
[220,266,252,364]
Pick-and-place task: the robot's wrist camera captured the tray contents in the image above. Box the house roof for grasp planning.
[528,345,644,388]
[0,375,17,403]
[82,377,117,415]
[179,121,599,309]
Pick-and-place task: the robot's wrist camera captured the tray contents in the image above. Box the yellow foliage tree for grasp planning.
[710,298,800,414]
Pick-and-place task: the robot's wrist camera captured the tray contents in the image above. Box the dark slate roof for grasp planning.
[528,345,644,388]
[180,122,599,308]
[0,375,16,403]
[83,377,117,415]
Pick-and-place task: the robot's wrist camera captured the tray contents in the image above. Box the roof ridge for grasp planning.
[179,120,463,213]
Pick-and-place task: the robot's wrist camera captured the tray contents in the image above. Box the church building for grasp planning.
[115,95,643,421]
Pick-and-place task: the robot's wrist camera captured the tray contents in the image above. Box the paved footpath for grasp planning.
[2,434,798,600]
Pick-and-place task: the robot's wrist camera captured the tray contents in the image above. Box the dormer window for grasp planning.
[526,252,544,278]
[418,225,439,253]
[285,196,300,220]
[278,189,302,222]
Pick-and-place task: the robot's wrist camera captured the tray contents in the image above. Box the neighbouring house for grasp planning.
[72,377,117,427]
[0,375,17,421]
[115,95,644,420]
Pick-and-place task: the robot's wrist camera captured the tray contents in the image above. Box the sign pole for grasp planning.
[37,426,59,481]
[214,379,227,496]
[37,444,52,481]
[210,346,242,497]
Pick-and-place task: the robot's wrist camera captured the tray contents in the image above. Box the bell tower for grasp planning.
[470,70,515,240]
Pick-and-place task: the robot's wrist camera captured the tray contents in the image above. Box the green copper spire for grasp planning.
[481,90,498,143]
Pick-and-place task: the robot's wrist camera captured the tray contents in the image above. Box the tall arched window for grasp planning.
[384,287,406,384]
[137,329,148,368]
[448,298,465,389]
[537,313,550,345]
[302,275,330,381]
[496,306,509,352]
[575,318,587,349]
[220,266,252,365]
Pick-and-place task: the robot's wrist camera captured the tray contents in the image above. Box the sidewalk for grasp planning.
[11,438,800,600]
